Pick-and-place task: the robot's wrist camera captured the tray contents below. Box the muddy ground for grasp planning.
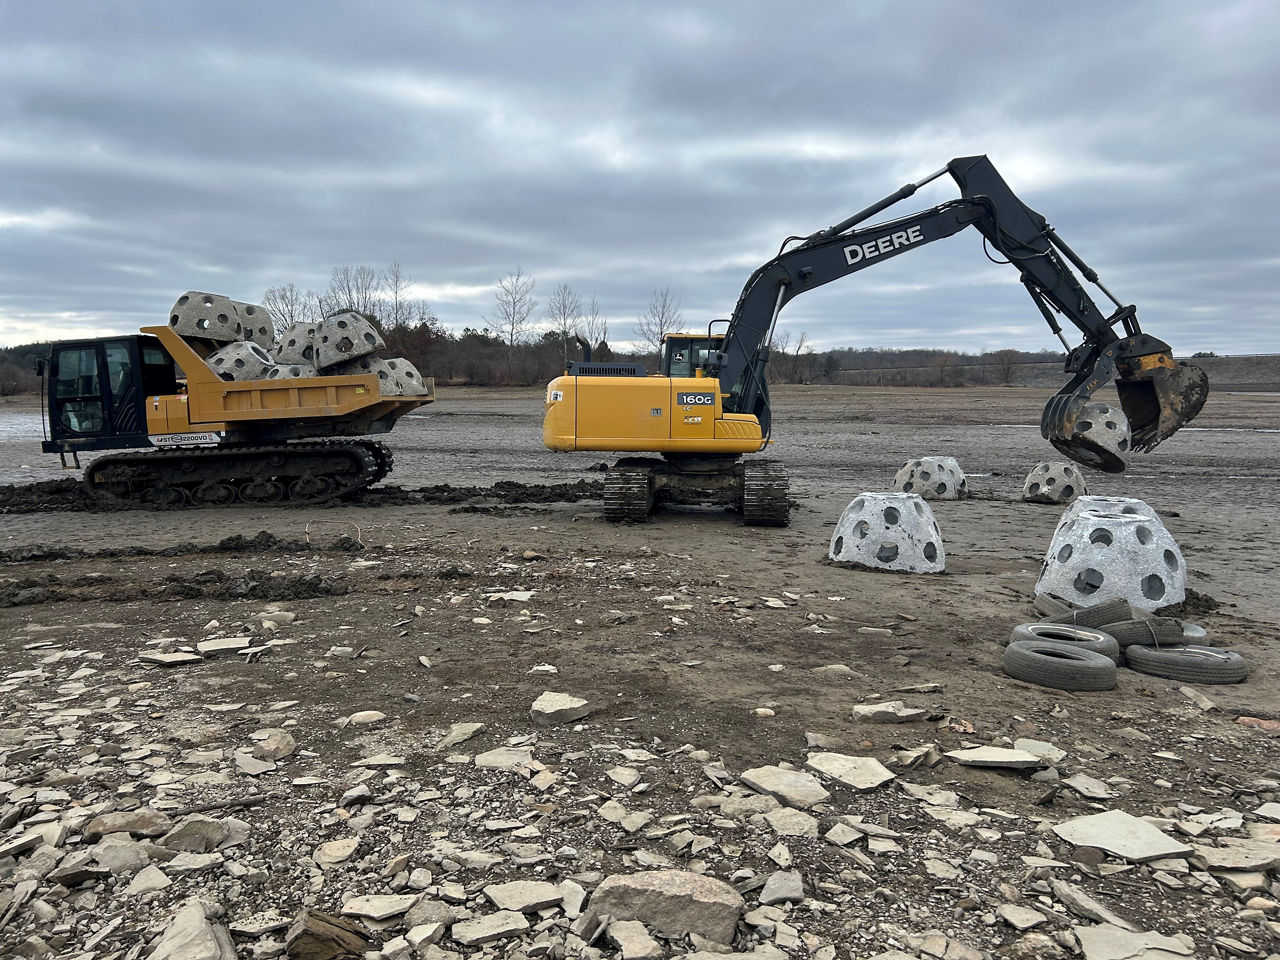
[1,384,1278,957]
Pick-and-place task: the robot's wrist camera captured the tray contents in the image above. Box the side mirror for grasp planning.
[35,358,46,377]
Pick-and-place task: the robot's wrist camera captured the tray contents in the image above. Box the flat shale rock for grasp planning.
[530,691,591,725]
[147,898,235,960]
[436,721,485,751]
[945,746,1044,768]
[285,909,372,959]
[341,894,420,920]
[160,814,231,853]
[805,751,896,791]
[759,870,805,905]
[1075,923,1194,960]
[740,765,830,809]
[852,700,927,723]
[483,879,563,912]
[587,869,744,943]
[84,807,172,839]
[474,746,536,771]
[1191,836,1280,871]
[451,909,530,945]
[125,864,172,895]
[607,919,663,960]
[1053,810,1192,863]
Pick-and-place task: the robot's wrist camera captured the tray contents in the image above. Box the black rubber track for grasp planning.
[1125,644,1247,684]
[1008,623,1121,664]
[1003,640,1117,692]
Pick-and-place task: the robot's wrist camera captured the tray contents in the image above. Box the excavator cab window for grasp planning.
[660,335,722,379]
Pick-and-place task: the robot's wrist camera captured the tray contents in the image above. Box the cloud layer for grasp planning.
[2,2,1276,354]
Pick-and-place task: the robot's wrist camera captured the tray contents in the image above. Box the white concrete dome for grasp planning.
[892,456,967,500]
[315,312,385,369]
[829,492,945,573]
[1036,509,1186,611]
[1023,461,1088,504]
[168,291,244,342]
[331,355,407,396]
[265,362,318,380]
[205,341,277,382]
[1054,496,1158,534]
[232,300,276,348]
[273,322,319,365]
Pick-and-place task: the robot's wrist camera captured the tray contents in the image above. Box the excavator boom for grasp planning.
[709,155,1207,468]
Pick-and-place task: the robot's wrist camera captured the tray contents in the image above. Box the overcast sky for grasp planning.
[1,2,1276,356]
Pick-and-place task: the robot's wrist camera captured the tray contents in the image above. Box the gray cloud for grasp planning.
[1,1,1276,354]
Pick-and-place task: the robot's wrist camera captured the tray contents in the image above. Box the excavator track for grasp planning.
[603,468,654,521]
[83,441,385,508]
[741,459,791,526]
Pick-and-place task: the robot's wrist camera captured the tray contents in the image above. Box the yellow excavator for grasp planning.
[544,155,1209,524]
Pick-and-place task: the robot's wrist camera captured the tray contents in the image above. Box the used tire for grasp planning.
[1007,623,1122,664]
[1099,618,1187,649]
[1125,644,1247,684]
[1003,640,1118,692]
[1034,593,1074,619]
[1041,596,1132,630]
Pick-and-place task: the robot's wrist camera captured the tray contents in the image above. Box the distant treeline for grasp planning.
[0,330,1061,394]
[3,328,1263,395]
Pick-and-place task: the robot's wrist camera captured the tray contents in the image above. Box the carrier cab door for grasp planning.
[48,339,148,446]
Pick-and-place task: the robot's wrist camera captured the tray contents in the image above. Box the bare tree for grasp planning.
[381,262,413,329]
[635,286,682,356]
[985,348,1020,385]
[323,265,382,319]
[544,282,584,366]
[489,268,537,378]
[581,295,609,351]
[262,283,313,336]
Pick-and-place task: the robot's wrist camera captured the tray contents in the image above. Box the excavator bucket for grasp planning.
[1041,351,1208,473]
[1113,355,1209,453]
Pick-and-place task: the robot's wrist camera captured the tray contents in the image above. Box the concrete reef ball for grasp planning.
[205,341,278,382]
[331,355,414,397]
[1071,400,1132,461]
[893,456,967,500]
[168,291,245,343]
[232,300,275,348]
[265,362,318,380]
[315,312,386,370]
[273,322,319,365]
[1036,508,1186,612]
[1054,495,1157,535]
[1023,461,1088,505]
[382,357,429,394]
[829,492,945,573]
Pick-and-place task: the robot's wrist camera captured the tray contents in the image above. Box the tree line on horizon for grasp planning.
[0,261,1084,393]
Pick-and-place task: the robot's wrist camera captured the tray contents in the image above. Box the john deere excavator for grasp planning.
[543,155,1209,524]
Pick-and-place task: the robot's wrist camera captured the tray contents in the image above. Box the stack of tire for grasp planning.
[1001,596,1248,691]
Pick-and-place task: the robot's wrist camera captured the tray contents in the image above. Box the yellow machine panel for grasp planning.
[543,374,762,454]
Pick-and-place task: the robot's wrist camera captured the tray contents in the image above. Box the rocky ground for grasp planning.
[1,385,1279,959]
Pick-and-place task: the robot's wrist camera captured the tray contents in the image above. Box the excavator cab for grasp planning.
[659,333,723,379]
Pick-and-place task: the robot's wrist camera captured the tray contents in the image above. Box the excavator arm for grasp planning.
[710,155,1208,472]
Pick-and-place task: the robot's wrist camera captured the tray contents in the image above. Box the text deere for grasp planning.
[844,225,924,265]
